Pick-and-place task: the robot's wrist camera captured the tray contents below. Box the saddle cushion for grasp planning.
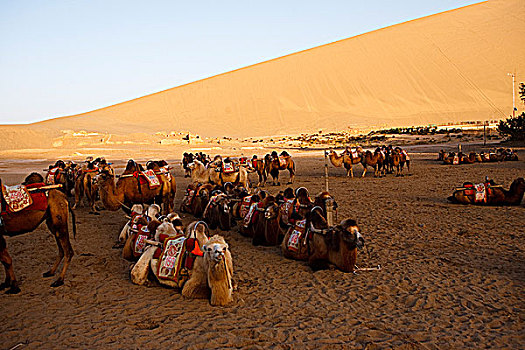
[287,219,306,252]
[222,163,235,174]
[278,157,287,167]
[47,167,60,184]
[156,234,187,285]
[1,183,48,214]
[141,170,161,189]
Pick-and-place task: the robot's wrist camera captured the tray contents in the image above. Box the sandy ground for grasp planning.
[1,143,524,349]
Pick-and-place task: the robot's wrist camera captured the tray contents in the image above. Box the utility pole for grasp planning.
[508,73,516,117]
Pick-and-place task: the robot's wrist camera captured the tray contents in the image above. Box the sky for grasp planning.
[0,0,482,124]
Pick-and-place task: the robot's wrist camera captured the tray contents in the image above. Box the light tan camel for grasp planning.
[328,149,362,177]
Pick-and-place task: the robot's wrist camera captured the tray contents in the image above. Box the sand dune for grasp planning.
[0,0,523,148]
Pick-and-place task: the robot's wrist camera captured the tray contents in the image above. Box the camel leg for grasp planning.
[288,169,294,184]
[46,214,74,287]
[0,235,20,294]
[361,166,367,178]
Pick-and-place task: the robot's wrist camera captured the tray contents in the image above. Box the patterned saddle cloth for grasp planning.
[287,219,307,252]
[1,182,49,214]
[278,157,287,167]
[140,170,161,189]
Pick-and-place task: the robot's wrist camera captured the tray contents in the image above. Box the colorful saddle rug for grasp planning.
[46,167,60,184]
[240,196,253,218]
[252,159,259,169]
[278,157,287,167]
[2,185,33,212]
[474,183,486,203]
[131,225,151,258]
[222,163,236,174]
[141,170,161,189]
[287,219,307,252]
[1,183,49,215]
[243,202,258,228]
[452,156,460,165]
[402,150,410,161]
[156,234,187,285]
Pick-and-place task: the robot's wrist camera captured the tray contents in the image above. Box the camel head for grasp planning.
[203,235,229,264]
[338,219,364,250]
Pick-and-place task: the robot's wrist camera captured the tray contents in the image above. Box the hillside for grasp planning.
[1,0,523,150]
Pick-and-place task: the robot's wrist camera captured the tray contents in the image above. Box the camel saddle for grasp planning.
[222,162,236,174]
[453,156,460,165]
[140,170,161,189]
[278,157,287,167]
[156,234,188,286]
[1,183,49,214]
[46,167,60,184]
[287,219,307,253]
[243,202,259,228]
[131,225,152,258]
[240,196,254,218]
[251,159,258,169]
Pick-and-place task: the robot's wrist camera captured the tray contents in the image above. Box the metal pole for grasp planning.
[508,73,516,117]
[483,121,486,146]
[324,150,329,193]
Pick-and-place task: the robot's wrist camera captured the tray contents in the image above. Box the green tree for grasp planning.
[519,82,525,104]
[498,113,525,141]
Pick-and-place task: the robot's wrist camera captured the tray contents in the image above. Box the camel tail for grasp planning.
[69,204,77,239]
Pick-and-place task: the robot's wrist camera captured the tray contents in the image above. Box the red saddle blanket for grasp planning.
[47,167,60,184]
[141,170,161,189]
[222,163,236,174]
[287,219,307,252]
[1,183,48,214]
[156,234,187,285]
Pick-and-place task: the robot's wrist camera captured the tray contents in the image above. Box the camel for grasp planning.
[203,192,233,231]
[389,147,411,175]
[267,151,296,185]
[0,173,76,293]
[361,149,385,177]
[448,178,525,206]
[251,155,268,187]
[131,221,234,306]
[207,158,250,188]
[94,160,172,215]
[328,149,362,177]
[146,160,177,213]
[308,215,365,273]
[281,204,322,261]
[251,195,284,246]
[46,161,77,197]
[182,152,194,178]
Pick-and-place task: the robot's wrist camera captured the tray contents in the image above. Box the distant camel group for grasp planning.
[328,146,410,177]
[438,148,518,165]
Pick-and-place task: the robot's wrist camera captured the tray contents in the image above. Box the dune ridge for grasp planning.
[1,0,523,147]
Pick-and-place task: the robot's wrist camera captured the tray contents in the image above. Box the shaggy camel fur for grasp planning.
[0,173,76,293]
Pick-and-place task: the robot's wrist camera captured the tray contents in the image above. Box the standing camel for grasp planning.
[327,149,362,177]
[0,173,76,293]
[361,149,385,177]
[267,151,295,185]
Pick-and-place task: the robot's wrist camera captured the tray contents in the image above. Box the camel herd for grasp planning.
[438,148,518,165]
[0,147,523,302]
[328,146,411,177]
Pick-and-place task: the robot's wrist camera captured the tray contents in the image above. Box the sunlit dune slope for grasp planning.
[7,0,525,141]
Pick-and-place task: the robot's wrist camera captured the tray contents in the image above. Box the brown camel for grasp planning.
[146,160,177,213]
[73,161,100,214]
[251,195,284,246]
[94,160,172,215]
[448,178,525,206]
[361,149,385,177]
[327,149,362,177]
[267,152,296,185]
[251,155,268,187]
[203,192,233,231]
[0,173,76,293]
[308,216,365,273]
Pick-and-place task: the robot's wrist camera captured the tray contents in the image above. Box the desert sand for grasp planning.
[1,141,524,349]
